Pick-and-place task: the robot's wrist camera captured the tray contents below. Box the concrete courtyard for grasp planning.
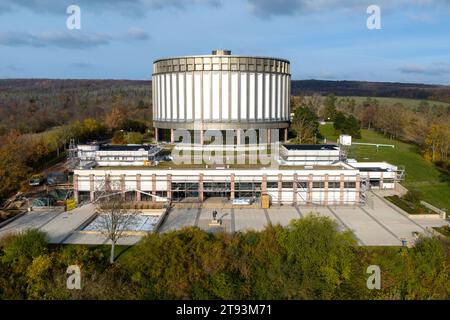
[159,192,449,246]
[0,191,448,246]
[0,204,141,245]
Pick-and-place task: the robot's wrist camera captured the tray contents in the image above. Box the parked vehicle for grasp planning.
[29,174,45,186]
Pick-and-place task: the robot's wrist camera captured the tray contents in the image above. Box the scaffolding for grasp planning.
[66,138,79,170]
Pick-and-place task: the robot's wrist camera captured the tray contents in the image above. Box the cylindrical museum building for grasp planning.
[152,50,291,144]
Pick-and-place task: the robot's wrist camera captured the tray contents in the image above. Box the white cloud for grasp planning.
[246,0,450,18]
[0,29,150,49]
[2,0,221,15]
[399,62,450,76]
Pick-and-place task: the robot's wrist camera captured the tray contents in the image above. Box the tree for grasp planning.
[424,124,450,162]
[375,104,406,140]
[96,188,139,263]
[343,115,362,139]
[0,131,32,203]
[299,94,322,115]
[119,119,147,133]
[361,98,379,129]
[333,112,347,131]
[333,112,361,139]
[26,254,54,299]
[112,131,127,145]
[291,106,319,144]
[1,229,48,270]
[105,107,126,131]
[322,94,337,121]
[278,216,357,299]
[126,132,144,144]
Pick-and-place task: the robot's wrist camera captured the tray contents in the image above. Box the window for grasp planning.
[328,181,340,189]
[344,182,356,188]
[296,181,307,189]
[313,182,325,189]
[383,179,394,184]
[282,182,293,188]
[267,181,278,189]
[236,183,261,191]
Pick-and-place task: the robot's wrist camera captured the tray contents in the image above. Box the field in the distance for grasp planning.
[319,124,450,210]
[338,96,450,109]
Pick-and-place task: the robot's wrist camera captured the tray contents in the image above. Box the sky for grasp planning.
[0,0,450,84]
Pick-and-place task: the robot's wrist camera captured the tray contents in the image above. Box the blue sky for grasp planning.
[0,0,449,84]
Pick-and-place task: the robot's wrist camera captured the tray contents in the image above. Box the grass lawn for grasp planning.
[319,123,450,210]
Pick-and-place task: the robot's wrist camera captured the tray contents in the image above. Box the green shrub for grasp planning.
[1,229,48,269]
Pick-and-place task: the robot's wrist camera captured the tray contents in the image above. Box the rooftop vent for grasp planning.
[212,49,231,56]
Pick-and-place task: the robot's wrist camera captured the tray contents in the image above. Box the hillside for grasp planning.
[1,78,449,103]
[0,78,449,136]
[291,80,450,103]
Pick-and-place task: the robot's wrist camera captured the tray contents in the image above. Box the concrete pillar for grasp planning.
[167,174,172,200]
[340,174,345,205]
[293,173,298,205]
[284,128,288,142]
[262,174,267,194]
[73,174,79,204]
[170,129,174,144]
[120,174,126,199]
[324,174,329,206]
[355,174,361,205]
[230,174,235,200]
[236,129,241,145]
[307,174,313,204]
[136,174,141,202]
[380,172,384,190]
[89,174,95,202]
[154,127,159,143]
[152,174,156,203]
[105,174,111,192]
[268,129,272,144]
[278,173,282,205]
[199,174,204,202]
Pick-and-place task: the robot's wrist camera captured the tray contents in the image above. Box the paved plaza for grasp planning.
[0,191,448,246]
[159,192,449,246]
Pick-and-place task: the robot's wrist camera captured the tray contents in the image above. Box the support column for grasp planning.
[89,174,95,202]
[236,129,241,145]
[199,174,204,202]
[105,174,111,192]
[307,174,313,204]
[154,127,159,143]
[152,174,156,203]
[170,129,174,144]
[136,174,141,202]
[200,130,204,145]
[167,174,172,200]
[293,173,298,205]
[380,172,384,190]
[277,173,282,205]
[340,174,345,205]
[324,174,329,206]
[120,174,126,199]
[230,174,235,200]
[355,174,361,205]
[262,174,267,194]
[73,174,79,204]
[268,129,272,144]
[284,128,288,142]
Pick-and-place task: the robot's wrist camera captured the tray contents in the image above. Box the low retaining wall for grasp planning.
[420,201,447,219]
